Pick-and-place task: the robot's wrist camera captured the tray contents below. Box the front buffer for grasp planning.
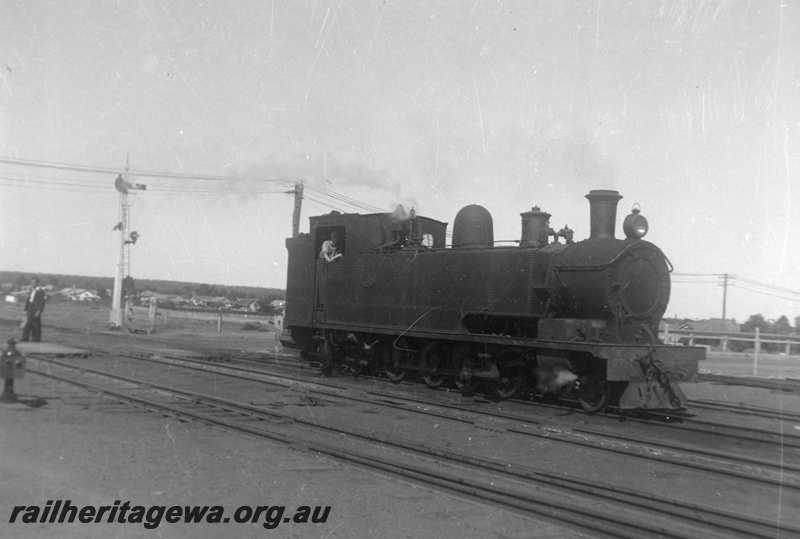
[597,343,703,409]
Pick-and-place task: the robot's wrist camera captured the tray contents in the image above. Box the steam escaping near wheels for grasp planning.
[533,368,578,395]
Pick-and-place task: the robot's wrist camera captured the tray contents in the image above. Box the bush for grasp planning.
[241,322,267,332]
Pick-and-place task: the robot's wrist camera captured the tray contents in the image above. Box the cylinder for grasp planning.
[585,190,622,239]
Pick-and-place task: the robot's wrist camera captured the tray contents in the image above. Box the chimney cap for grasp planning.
[585,189,622,201]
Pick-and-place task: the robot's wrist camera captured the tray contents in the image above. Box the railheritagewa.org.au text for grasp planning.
[8,500,331,530]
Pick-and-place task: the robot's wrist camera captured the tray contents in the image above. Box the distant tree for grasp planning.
[737,314,766,352]
[740,313,793,353]
[15,275,28,287]
[773,315,793,335]
[795,316,800,335]
[47,275,60,288]
[741,314,769,333]
[262,291,285,304]
[229,288,244,300]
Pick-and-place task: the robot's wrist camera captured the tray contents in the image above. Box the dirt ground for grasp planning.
[2,301,800,538]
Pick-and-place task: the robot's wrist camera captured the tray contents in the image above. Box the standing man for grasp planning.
[22,277,46,342]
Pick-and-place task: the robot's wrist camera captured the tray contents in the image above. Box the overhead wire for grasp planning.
[0,156,393,209]
[304,183,387,213]
[734,275,800,296]
[673,272,800,303]
[0,170,290,197]
[0,157,383,205]
[672,272,727,278]
[0,176,105,194]
[303,193,349,213]
[672,272,800,298]
[0,155,287,182]
[5,155,796,299]
[0,157,386,220]
[731,283,800,302]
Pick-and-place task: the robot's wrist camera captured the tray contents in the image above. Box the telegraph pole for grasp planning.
[722,273,729,322]
[290,182,304,237]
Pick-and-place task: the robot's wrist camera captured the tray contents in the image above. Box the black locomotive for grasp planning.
[280,189,703,412]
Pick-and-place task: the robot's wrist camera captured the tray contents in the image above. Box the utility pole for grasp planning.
[290,182,304,237]
[722,273,729,322]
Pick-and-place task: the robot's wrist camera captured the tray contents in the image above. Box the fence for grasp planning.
[661,325,800,354]
[660,324,800,376]
[128,304,283,332]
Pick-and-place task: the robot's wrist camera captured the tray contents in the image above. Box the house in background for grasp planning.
[70,289,101,301]
[190,295,214,307]
[190,295,232,308]
[660,317,745,349]
[212,297,234,309]
[674,318,741,333]
[52,286,100,301]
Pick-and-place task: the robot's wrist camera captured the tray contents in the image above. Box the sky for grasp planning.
[0,0,798,323]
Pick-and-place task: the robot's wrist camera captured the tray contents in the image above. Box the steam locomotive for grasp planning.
[280,190,703,412]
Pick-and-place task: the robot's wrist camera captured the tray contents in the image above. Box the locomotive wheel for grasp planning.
[577,375,609,413]
[453,345,480,394]
[419,342,447,388]
[488,352,526,400]
[383,339,413,383]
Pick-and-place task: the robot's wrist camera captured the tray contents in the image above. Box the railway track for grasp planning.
[687,398,800,422]
[9,322,800,535]
[50,331,800,421]
[699,373,800,393]
[45,335,800,460]
[25,354,799,539]
[37,350,800,488]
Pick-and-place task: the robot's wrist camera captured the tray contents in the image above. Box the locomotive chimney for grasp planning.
[585,189,622,239]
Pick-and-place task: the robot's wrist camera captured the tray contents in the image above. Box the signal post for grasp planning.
[109,170,145,330]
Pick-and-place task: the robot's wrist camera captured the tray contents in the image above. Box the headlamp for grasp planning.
[623,206,648,239]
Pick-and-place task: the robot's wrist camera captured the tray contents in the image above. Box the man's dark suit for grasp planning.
[22,288,46,342]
